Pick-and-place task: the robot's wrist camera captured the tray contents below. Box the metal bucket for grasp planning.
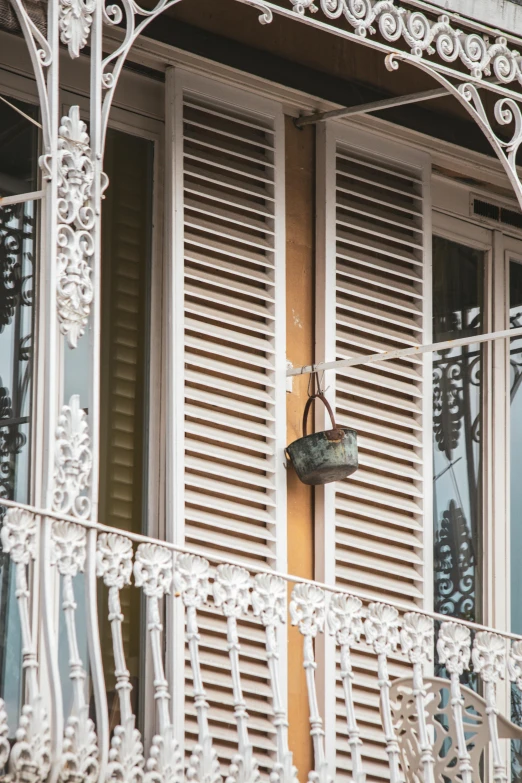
[285,393,358,485]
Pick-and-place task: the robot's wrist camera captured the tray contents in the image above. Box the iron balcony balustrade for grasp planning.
[1,498,522,783]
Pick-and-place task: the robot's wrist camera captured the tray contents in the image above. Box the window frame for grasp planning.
[431,205,522,640]
[58,84,165,746]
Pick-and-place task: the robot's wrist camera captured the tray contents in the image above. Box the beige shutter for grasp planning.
[317,124,431,783]
[168,72,286,776]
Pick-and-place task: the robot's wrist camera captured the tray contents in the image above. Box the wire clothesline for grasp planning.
[287,325,522,377]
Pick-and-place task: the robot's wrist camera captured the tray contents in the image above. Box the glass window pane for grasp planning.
[0,97,38,197]
[0,95,39,735]
[0,199,38,733]
[432,236,484,625]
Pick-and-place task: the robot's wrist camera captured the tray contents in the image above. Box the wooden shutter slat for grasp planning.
[178,82,283,776]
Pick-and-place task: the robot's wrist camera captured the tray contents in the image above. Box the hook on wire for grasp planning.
[307,370,327,399]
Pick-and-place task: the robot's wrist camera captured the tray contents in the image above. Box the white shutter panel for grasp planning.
[168,72,286,777]
[317,124,431,783]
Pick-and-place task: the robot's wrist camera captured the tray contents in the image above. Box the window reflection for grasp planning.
[0,200,37,733]
[0,97,38,197]
[0,96,38,736]
[433,236,484,626]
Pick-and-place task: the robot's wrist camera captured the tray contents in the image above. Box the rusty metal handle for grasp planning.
[302,393,338,437]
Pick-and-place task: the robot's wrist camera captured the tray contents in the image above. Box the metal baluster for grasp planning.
[1,507,51,781]
[400,613,435,783]
[97,533,144,782]
[472,631,508,783]
[289,583,331,783]
[212,564,260,783]
[327,593,365,783]
[252,573,298,783]
[134,543,182,783]
[173,553,221,783]
[437,621,473,783]
[364,603,401,783]
[51,520,99,783]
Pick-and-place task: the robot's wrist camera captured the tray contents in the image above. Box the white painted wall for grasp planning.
[428,0,522,35]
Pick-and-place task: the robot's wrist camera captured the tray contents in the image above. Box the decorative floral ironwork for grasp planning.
[135,544,182,783]
[1,508,51,782]
[251,573,286,629]
[437,621,472,677]
[144,728,183,783]
[174,553,210,609]
[289,583,325,638]
[460,84,522,187]
[436,622,474,783]
[327,594,364,783]
[290,584,331,783]
[473,632,508,783]
[59,0,96,58]
[327,593,363,646]
[213,565,261,783]
[50,520,87,575]
[53,394,92,519]
[134,543,172,599]
[96,532,133,590]
[364,602,399,656]
[174,555,221,783]
[400,612,434,666]
[51,106,95,349]
[252,575,296,783]
[473,631,506,684]
[365,603,401,783]
[97,534,144,783]
[51,521,99,783]
[8,702,52,782]
[0,506,37,565]
[60,714,99,783]
[213,564,251,618]
[289,0,522,89]
[400,613,436,783]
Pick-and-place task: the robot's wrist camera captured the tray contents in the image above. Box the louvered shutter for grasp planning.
[317,124,431,783]
[168,71,286,776]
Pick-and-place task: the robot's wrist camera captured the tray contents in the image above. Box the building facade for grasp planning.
[2,0,522,781]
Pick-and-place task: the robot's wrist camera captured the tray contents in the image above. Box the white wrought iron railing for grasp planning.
[2,500,522,783]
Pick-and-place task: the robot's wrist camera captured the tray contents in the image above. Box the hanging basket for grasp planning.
[285,393,358,486]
